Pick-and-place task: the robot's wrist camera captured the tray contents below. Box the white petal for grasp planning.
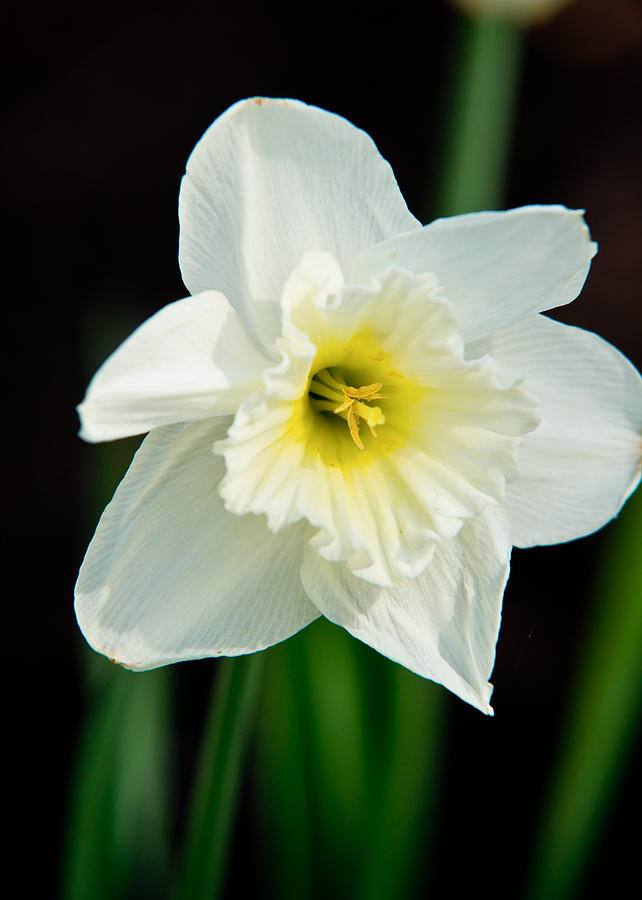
[349,206,596,342]
[75,418,318,668]
[475,315,642,546]
[300,506,512,714]
[178,98,420,349]
[77,292,269,442]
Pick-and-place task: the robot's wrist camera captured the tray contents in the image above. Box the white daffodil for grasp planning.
[75,98,642,714]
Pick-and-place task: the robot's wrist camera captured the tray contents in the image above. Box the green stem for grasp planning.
[525,491,642,900]
[172,656,263,900]
[303,621,370,894]
[433,14,524,218]
[63,665,171,900]
[63,669,127,900]
[356,669,443,900]
[254,635,314,898]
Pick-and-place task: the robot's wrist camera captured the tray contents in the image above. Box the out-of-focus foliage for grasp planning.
[527,489,642,900]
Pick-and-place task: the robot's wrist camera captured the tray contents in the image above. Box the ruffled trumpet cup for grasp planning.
[75,98,642,714]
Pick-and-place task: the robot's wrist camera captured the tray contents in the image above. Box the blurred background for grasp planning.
[7,0,641,897]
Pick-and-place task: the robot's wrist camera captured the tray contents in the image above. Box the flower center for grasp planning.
[308,367,389,450]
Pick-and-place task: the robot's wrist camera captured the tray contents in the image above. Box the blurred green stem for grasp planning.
[526,491,642,900]
[356,667,443,900]
[172,656,263,900]
[255,634,314,897]
[433,15,524,217]
[255,622,372,899]
[64,666,171,900]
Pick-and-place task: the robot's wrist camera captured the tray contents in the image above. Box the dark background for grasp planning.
[7,0,641,896]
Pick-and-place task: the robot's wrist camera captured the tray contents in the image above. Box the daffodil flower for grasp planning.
[75,98,642,713]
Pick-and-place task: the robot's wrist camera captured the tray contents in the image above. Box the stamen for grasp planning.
[309,368,389,449]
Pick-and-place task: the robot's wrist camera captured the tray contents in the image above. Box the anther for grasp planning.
[333,382,388,450]
[309,369,388,449]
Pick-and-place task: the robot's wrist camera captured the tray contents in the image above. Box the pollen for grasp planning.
[308,368,389,450]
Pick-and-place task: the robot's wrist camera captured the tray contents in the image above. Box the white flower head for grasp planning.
[76,98,642,714]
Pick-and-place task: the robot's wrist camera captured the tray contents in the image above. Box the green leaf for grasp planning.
[526,490,642,900]
[172,656,263,900]
[63,663,171,900]
[432,15,523,218]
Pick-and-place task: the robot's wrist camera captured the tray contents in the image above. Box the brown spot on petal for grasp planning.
[109,656,141,671]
